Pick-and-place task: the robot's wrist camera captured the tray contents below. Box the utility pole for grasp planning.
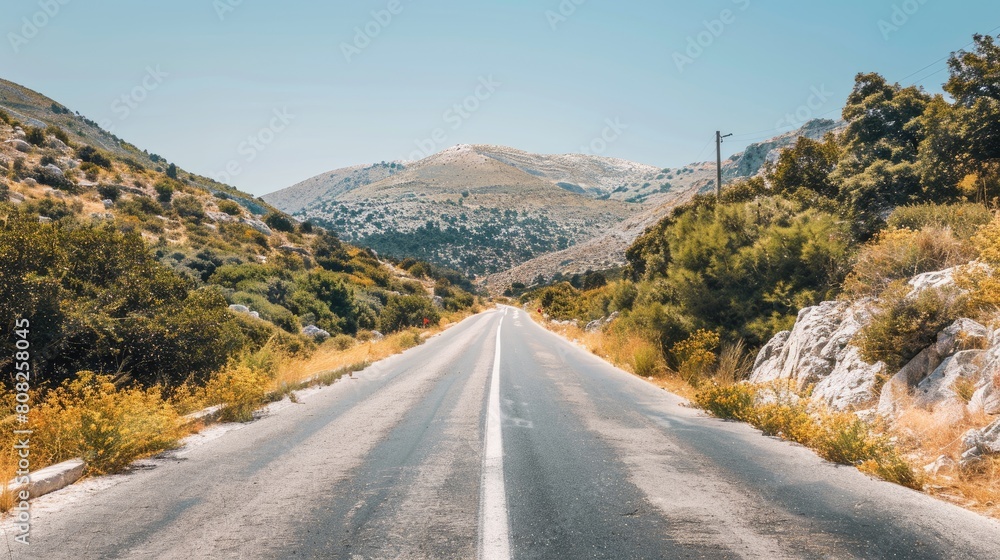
[716,131,732,198]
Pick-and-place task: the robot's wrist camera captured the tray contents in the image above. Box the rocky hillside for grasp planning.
[268,122,839,285]
[750,265,1000,467]
[266,145,685,277]
[0,77,476,379]
[722,119,844,180]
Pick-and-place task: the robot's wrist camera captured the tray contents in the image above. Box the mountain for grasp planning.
[266,121,843,290]
[265,145,721,277]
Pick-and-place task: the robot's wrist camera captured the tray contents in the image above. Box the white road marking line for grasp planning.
[479,310,511,560]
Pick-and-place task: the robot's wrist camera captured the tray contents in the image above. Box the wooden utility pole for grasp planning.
[715,131,732,198]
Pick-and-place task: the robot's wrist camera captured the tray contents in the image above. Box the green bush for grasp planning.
[97,184,121,202]
[0,216,253,387]
[173,195,206,222]
[855,281,962,371]
[378,294,440,333]
[264,212,295,233]
[217,199,242,216]
[45,125,71,145]
[154,180,175,203]
[25,126,46,146]
[76,146,112,169]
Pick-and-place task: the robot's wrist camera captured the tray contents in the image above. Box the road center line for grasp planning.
[479,309,510,560]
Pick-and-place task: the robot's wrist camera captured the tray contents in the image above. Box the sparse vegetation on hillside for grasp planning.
[0,93,481,487]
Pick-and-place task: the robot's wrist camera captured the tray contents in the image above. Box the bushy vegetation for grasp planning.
[31,371,184,474]
[0,109,481,484]
[527,33,1000,496]
[695,382,920,488]
[532,33,1000,375]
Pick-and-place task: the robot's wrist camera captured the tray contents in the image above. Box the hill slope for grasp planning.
[265,145,722,277]
[0,77,478,386]
[268,121,843,287]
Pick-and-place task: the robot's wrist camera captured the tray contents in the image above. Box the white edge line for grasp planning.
[479,307,511,560]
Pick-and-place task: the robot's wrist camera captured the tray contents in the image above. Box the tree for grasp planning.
[833,73,931,238]
[768,135,841,199]
[166,163,178,179]
[264,212,295,233]
[940,34,1000,199]
[154,180,175,204]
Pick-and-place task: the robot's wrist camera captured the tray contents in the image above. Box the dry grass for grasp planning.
[895,406,1000,516]
[537,311,695,399]
[0,309,480,512]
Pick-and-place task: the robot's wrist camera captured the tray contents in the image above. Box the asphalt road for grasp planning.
[8,306,1000,559]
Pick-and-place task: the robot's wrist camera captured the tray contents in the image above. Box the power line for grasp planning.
[896,24,1000,85]
[722,25,1000,145]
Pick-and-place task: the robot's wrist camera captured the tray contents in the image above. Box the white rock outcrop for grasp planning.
[960,419,1000,466]
[877,318,990,418]
[750,300,883,411]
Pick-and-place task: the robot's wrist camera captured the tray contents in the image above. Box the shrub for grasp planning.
[217,199,242,216]
[173,195,206,222]
[264,212,295,233]
[377,294,440,333]
[888,203,992,241]
[97,184,121,202]
[76,146,112,169]
[536,282,581,320]
[154,180,175,203]
[813,412,920,489]
[753,388,819,444]
[329,334,355,351]
[32,372,183,475]
[46,125,71,145]
[205,364,269,422]
[695,383,757,422]
[25,126,46,146]
[670,329,720,384]
[631,342,662,377]
[855,281,962,371]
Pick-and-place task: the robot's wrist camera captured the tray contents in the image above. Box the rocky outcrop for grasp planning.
[241,217,273,236]
[960,419,1000,466]
[877,318,991,417]
[750,300,883,410]
[206,211,236,223]
[301,325,330,341]
[6,138,31,152]
[750,264,1000,422]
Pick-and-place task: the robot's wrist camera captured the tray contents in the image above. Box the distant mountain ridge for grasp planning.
[265,120,844,286]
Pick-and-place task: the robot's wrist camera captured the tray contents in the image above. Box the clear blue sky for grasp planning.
[2,0,998,195]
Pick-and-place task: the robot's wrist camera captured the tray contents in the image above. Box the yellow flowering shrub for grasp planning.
[31,371,183,475]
